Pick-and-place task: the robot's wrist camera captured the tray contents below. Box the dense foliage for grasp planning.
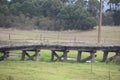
[0,0,98,30]
[106,0,120,25]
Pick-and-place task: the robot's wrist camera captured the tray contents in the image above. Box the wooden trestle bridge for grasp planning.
[0,41,120,62]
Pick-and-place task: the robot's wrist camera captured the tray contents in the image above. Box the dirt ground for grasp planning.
[0,26,120,44]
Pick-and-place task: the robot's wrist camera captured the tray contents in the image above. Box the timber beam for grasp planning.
[21,49,40,61]
[0,51,9,61]
[51,50,69,62]
[77,50,96,62]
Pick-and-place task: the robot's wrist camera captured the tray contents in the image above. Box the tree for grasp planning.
[57,4,97,30]
[107,0,120,25]
[0,0,97,30]
[102,12,114,25]
[87,0,99,18]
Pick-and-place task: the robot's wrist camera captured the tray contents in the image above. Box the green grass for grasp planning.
[0,50,120,80]
[0,26,120,80]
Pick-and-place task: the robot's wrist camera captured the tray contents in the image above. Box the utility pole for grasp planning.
[98,0,102,43]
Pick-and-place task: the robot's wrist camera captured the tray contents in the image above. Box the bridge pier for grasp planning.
[21,49,40,61]
[77,50,96,62]
[77,51,82,62]
[101,51,109,62]
[106,50,120,64]
[90,51,96,62]
[51,50,69,62]
[0,51,9,61]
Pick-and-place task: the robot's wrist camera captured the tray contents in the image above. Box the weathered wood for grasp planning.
[90,51,96,62]
[25,52,34,60]
[80,51,96,62]
[80,55,92,62]
[101,51,108,62]
[3,51,9,61]
[0,41,120,62]
[51,50,61,61]
[106,55,120,64]
[51,51,54,61]
[34,50,40,61]
[21,50,40,61]
[0,51,9,61]
[21,50,26,61]
[63,51,68,62]
[77,51,82,62]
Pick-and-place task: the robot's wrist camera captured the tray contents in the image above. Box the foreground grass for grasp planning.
[0,61,120,80]
[0,50,120,80]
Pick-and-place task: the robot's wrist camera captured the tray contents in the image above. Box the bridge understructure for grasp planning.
[0,42,120,63]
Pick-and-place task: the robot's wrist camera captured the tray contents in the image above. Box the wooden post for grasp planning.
[9,33,11,40]
[63,51,68,62]
[77,51,82,62]
[90,51,96,62]
[35,50,40,61]
[51,50,55,61]
[51,50,61,61]
[98,0,102,43]
[21,50,26,61]
[102,51,108,62]
[3,51,9,61]
[115,51,120,56]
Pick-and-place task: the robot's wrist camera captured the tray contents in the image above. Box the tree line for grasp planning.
[0,0,120,30]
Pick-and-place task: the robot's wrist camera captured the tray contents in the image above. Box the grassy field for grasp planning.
[0,26,120,44]
[0,26,120,80]
[0,50,120,80]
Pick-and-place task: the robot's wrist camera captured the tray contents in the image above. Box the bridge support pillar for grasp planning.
[34,49,40,61]
[51,50,61,61]
[21,50,26,61]
[0,51,9,61]
[90,51,96,62]
[63,50,68,62]
[77,51,82,62]
[79,51,96,62]
[101,51,108,62]
[51,50,68,62]
[21,49,40,61]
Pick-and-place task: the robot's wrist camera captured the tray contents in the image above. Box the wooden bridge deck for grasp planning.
[0,41,120,62]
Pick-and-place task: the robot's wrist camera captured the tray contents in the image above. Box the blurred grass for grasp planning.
[0,26,120,80]
[0,50,120,80]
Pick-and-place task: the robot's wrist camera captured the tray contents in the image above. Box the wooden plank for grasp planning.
[77,51,82,62]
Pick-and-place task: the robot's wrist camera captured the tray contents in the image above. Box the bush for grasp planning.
[57,4,97,30]
[0,14,12,28]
